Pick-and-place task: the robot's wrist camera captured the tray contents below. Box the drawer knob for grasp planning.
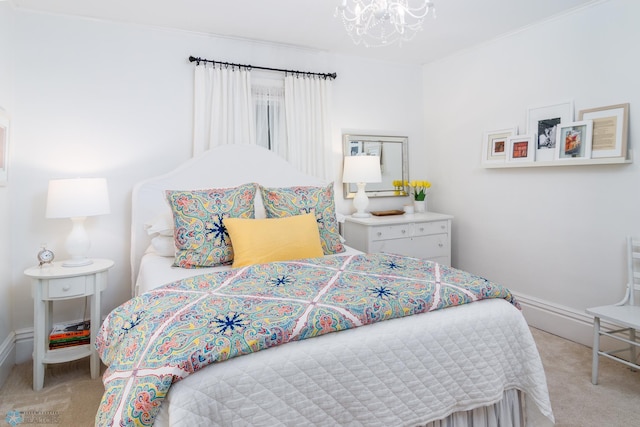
[438,243,444,247]
[62,285,70,291]
[441,225,446,229]
[401,229,406,234]
[419,227,424,232]
[377,232,382,237]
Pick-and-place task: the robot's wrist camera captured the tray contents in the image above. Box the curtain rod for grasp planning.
[188,56,337,80]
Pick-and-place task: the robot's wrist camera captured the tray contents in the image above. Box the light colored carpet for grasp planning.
[0,327,638,426]
[0,358,103,426]
[529,327,640,426]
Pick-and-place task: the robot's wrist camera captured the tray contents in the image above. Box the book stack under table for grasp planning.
[49,319,90,350]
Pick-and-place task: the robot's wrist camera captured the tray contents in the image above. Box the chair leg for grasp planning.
[631,328,637,372]
[592,317,601,385]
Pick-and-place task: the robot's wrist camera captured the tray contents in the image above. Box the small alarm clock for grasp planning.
[37,246,55,266]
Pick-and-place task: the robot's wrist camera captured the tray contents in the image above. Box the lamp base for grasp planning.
[62,258,93,268]
[352,182,371,218]
[63,216,92,268]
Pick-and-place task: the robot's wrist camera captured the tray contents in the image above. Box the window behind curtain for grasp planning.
[252,76,287,159]
[194,66,333,180]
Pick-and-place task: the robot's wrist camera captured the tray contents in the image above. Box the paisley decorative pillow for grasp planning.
[260,183,345,255]
[166,183,257,268]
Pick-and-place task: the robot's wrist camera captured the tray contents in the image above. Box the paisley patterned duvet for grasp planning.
[95,253,519,426]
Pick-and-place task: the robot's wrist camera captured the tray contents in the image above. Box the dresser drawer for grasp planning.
[369,224,411,241]
[46,276,87,298]
[414,234,450,258]
[370,234,449,260]
[413,220,448,237]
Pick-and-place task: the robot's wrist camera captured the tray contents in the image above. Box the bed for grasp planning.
[96,144,554,426]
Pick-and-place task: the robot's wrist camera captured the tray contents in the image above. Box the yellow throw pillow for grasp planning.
[223,213,324,268]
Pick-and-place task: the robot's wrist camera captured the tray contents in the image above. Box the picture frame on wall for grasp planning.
[555,120,593,161]
[526,101,574,162]
[481,127,517,165]
[578,103,629,159]
[506,135,535,163]
[0,110,9,186]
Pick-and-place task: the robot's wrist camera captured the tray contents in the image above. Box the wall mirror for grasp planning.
[343,134,409,198]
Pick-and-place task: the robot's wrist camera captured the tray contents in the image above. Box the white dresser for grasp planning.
[343,212,453,266]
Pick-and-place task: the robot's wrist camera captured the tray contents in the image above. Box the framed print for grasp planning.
[527,101,574,162]
[555,120,593,161]
[578,103,629,159]
[506,135,535,163]
[348,140,363,156]
[482,127,517,165]
[0,110,9,186]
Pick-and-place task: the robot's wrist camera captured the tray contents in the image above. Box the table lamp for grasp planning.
[342,155,381,218]
[45,178,110,267]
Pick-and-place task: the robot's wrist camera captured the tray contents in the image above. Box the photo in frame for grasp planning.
[555,120,593,161]
[506,135,535,163]
[348,140,363,156]
[0,110,9,186]
[578,103,629,159]
[527,101,574,162]
[481,127,517,165]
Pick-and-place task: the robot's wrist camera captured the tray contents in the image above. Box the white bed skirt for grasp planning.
[424,389,548,427]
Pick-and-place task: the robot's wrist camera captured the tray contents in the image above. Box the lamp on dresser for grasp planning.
[342,155,381,218]
[45,177,110,267]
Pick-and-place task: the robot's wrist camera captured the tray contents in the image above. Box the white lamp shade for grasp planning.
[45,178,110,267]
[342,155,382,183]
[46,178,111,219]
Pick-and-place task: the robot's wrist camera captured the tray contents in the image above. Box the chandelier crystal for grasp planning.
[335,0,436,47]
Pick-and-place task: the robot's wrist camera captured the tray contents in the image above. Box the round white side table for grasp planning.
[24,259,114,391]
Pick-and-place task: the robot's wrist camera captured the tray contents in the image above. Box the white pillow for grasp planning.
[144,212,174,237]
[150,235,177,257]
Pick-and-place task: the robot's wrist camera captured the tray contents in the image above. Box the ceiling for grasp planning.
[12,0,599,65]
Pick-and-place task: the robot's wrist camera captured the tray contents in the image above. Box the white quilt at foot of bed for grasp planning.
[153,298,554,426]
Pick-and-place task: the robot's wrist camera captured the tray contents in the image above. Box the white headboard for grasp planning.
[130,144,328,297]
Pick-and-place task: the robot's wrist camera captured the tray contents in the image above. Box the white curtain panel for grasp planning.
[284,75,333,180]
[193,65,255,156]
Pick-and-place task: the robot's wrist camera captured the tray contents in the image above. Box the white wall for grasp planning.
[422,0,640,344]
[0,2,15,385]
[8,9,422,363]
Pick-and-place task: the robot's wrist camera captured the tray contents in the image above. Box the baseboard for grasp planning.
[514,291,629,352]
[0,331,16,389]
[14,327,34,365]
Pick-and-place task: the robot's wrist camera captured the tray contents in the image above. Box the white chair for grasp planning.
[586,236,640,385]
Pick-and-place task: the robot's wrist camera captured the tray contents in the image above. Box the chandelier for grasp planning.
[335,0,436,47]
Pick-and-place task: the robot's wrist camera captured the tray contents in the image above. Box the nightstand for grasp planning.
[343,212,453,265]
[24,258,114,391]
